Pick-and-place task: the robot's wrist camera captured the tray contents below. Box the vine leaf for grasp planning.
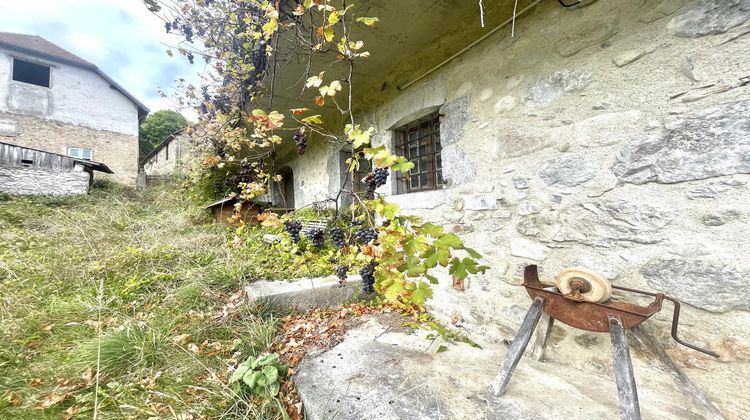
[301,115,323,125]
[320,80,342,97]
[435,233,463,249]
[356,17,380,26]
[391,157,414,173]
[383,279,405,300]
[410,281,433,304]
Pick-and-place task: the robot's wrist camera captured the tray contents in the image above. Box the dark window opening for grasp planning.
[165,144,169,160]
[394,112,443,194]
[351,154,372,198]
[21,159,33,165]
[12,59,51,87]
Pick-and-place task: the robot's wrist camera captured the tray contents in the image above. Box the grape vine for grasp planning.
[145,0,489,306]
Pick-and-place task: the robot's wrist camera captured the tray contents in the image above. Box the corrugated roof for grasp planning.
[0,31,150,118]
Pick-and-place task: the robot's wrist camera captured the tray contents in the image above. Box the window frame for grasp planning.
[67,147,93,161]
[351,153,372,197]
[11,58,52,88]
[394,112,443,194]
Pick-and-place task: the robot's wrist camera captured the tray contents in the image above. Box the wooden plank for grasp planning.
[490,297,545,396]
[531,313,554,361]
[609,315,641,420]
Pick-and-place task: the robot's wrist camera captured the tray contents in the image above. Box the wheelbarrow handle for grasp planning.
[612,285,719,358]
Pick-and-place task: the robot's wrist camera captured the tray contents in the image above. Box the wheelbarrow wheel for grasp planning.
[556,267,612,303]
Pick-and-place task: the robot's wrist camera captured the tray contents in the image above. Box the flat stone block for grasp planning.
[245,275,371,309]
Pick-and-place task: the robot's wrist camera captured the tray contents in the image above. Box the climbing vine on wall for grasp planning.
[144,0,489,306]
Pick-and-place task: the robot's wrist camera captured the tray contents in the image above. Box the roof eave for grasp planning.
[0,41,150,118]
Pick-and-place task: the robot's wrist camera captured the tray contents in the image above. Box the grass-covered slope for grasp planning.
[0,182,310,419]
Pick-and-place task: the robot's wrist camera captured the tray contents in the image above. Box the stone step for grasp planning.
[245,275,372,309]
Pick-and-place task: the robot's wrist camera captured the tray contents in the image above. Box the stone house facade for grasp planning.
[140,131,187,178]
[273,1,750,417]
[0,32,149,185]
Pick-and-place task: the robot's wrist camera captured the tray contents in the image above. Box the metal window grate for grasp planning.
[395,112,443,194]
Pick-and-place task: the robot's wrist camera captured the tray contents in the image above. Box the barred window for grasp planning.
[394,112,443,194]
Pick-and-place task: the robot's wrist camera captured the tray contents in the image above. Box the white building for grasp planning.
[0,32,149,184]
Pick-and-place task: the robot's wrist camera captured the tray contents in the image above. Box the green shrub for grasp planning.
[229,353,286,398]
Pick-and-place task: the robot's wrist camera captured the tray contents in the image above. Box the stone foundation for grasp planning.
[0,112,138,184]
[0,166,89,195]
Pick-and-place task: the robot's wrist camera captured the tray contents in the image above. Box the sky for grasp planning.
[0,0,202,119]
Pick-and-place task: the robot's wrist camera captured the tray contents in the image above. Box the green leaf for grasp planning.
[423,247,451,268]
[383,279,405,301]
[391,157,414,173]
[243,371,261,389]
[419,223,443,238]
[435,233,463,249]
[230,363,251,384]
[463,247,482,259]
[437,345,448,353]
[425,274,439,284]
[262,365,279,383]
[403,234,429,255]
[404,256,425,277]
[378,202,400,220]
[449,257,469,281]
[268,382,281,396]
[410,281,433,304]
[258,353,279,365]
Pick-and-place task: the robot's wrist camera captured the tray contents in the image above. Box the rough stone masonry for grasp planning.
[309,0,750,417]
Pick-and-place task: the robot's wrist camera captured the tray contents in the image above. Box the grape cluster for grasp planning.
[306,228,325,247]
[335,265,349,286]
[228,158,253,186]
[294,131,308,155]
[283,220,302,243]
[356,227,378,244]
[373,168,389,188]
[359,261,378,293]
[330,227,346,248]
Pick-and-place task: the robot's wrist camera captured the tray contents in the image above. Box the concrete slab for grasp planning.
[294,314,715,420]
[245,275,372,309]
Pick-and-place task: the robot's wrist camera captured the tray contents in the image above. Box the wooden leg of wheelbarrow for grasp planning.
[490,297,545,396]
[531,313,554,361]
[609,315,641,420]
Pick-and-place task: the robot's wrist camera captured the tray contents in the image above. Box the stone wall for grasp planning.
[0,112,138,184]
[0,165,89,195]
[288,0,750,417]
[142,136,183,177]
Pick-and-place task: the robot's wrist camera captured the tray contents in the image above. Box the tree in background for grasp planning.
[139,110,188,158]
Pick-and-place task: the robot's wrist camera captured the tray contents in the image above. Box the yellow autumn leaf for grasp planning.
[356,17,379,27]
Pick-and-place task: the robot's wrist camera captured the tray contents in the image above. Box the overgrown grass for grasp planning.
[0,181,300,419]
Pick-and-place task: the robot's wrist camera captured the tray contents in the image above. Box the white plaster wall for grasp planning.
[0,47,139,136]
[278,135,340,209]
[0,165,89,195]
